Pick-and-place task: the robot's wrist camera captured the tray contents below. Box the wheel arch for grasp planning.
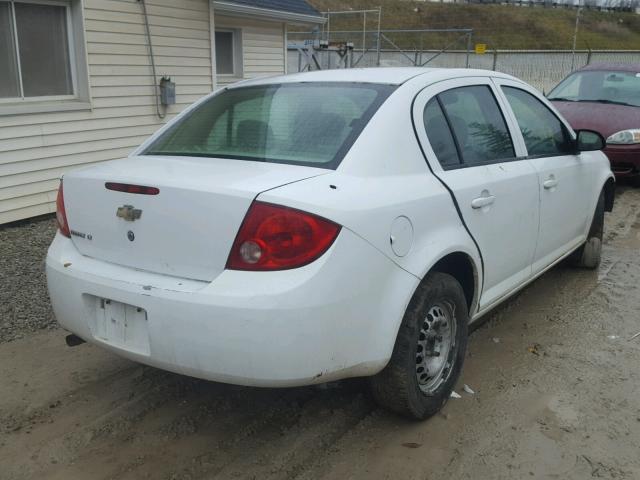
[603,176,615,212]
[425,251,480,316]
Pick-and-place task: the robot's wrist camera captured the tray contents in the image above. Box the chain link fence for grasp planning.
[287,0,640,92]
[287,46,640,93]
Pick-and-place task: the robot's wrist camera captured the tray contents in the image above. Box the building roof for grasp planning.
[225,0,320,16]
[214,0,324,23]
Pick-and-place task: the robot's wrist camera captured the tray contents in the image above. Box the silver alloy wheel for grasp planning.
[415,302,457,393]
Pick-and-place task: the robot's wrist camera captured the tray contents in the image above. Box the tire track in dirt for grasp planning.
[94,381,376,480]
[202,384,376,480]
[1,367,202,478]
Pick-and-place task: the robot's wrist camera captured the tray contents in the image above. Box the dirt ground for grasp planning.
[1,187,640,480]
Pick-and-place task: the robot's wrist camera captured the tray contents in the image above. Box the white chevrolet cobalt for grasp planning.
[47,68,614,419]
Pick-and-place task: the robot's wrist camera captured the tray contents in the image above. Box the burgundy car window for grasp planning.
[503,87,574,157]
[548,70,640,108]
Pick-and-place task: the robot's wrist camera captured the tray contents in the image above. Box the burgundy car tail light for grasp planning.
[226,201,341,271]
[56,181,71,238]
[105,182,160,195]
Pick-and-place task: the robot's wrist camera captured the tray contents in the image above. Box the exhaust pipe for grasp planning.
[65,334,86,347]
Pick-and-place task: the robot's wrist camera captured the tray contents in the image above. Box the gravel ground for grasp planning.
[0,215,57,343]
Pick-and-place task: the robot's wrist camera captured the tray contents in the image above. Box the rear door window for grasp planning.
[423,98,461,168]
[502,87,574,157]
[144,83,395,169]
[438,86,515,166]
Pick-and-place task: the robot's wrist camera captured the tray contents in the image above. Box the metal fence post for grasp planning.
[376,7,382,67]
[571,2,582,71]
[362,10,366,59]
[492,50,498,71]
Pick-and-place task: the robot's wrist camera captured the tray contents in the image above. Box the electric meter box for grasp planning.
[159,76,176,105]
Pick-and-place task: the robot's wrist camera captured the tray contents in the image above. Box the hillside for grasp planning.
[304,0,640,50]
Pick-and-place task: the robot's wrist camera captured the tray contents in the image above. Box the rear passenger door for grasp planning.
[494,79,592,275]
[413,78,540,310]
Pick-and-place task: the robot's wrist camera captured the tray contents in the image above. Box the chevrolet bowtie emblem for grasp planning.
[116,205,142,222]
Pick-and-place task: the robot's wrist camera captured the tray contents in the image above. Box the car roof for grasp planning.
[227,67,519,88]
[578,62,640,73]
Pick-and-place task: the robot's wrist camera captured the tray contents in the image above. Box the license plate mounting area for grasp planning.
[89,297,150,356]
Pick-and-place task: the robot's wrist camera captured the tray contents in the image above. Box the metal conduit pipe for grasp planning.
[139,0,166,119]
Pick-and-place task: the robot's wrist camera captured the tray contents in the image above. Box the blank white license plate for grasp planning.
[90,297,150,356]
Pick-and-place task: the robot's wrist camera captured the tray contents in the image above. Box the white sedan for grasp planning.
[47,68,614,419]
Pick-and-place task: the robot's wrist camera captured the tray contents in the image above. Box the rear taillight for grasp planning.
[226,201,341,271]
[56,181,71,238]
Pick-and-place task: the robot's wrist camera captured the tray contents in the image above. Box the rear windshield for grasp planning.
[144,82,396,169]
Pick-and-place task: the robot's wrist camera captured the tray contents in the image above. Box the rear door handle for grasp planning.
[471,194,496,209]
[543,176,558,189]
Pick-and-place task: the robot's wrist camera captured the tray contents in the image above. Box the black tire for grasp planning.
[569,191,605,269]
[370,272,468,420]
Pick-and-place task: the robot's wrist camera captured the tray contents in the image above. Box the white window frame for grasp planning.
[0,0,90,115]
[215,28,243,78]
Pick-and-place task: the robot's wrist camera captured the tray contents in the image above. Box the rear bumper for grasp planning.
[604,145,640,177]
[46,230,418,387]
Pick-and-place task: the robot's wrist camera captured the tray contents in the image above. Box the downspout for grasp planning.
[139,0,165,119]
[210,0,217,90]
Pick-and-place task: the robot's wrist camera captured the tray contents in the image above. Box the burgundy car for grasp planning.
[549,63,640,180]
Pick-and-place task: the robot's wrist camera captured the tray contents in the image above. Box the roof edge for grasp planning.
[213,1,326,25]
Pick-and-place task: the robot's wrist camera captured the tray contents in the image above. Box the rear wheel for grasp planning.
[370,272,468,420]
[569,191,604,269]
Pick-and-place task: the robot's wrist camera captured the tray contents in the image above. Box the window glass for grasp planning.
[423,98,460,168]
[0,2,20,98]
[503,87,574,157]
[215,31,235,75]
[14,2,73,97]
[144,83,395,169]
[548,70,640,108]
[438,86,515,165]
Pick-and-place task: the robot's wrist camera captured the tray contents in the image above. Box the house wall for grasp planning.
[215,14,286,87]
[0,0,290,225]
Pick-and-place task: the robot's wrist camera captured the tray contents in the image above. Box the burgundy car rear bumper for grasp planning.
[604,145,640,177]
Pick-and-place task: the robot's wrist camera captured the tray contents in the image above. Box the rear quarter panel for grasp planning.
[259,82,482,314]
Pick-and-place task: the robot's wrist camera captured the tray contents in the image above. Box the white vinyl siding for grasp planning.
[0,0,213,224]
[215,15,285,87]
[0,1,298,224]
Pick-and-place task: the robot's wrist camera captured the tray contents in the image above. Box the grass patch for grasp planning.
[303,0,640,50]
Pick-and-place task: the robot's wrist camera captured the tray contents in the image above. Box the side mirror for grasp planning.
[576,130,605,152]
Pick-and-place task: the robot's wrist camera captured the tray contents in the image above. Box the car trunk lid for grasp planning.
[62,155,328,281]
